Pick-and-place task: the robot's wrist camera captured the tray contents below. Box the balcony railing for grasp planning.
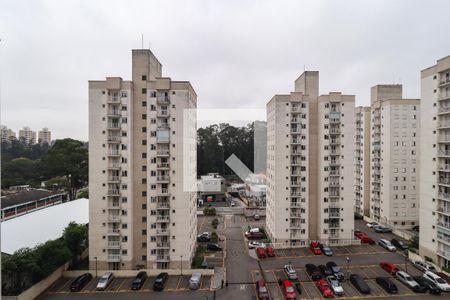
[107,189,120,195]
[157,176,170,182]
[108,215,120,221]
[107,255,121,262]
[156,255,170,261]
[437,221,450,228]
[437,206,450,214]
[290,202,301,207]
[438,150,450,156]
[107,136,121,142]
[107,123,120,129]
[157,202,170,209]
[157,163,170,169]
[108,163,121,169]
[156,229,170,235]
[329,170,340,176]
[108,150,120,156]
[157,150,170,156]
[107,241,121,248]
[107,110,121,116]
[157,110,169,117]
[157,124,170,130]
[438,106,450,113]
[157,216,170,222]
[156,242,170,248]
[439,165,450,171]
[436,249,450,258]
[156,96,170,103]
[108,229,120,235]
[108,176,120,182]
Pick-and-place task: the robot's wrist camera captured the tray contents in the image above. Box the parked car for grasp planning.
[284,264,298,280]
[230,201,235,207]
[412,225,419,232]
[189,272,202,290]
[247,231,264,240]
[367,222,379,228]
[434,272,450,284]
[318,265,333,277]
[374,226,393,233]
[248,241,264,249]
[256,247,267,259]
[375,277,398,294]
[414,276,442,294]
[255,279,270,300]
[254,214,261,221]
[412,260,437,273]
[423,271,450,292]
[326,261,344,281]
[378,239,396,251]
[326,275,344,296]
[207,243,222,251]
[305,264,322,281]
[131,271,147,290]
[265,246,275,257]
[390,239,408,251]
[70,273,92,292]
[354,231,375,244]
[281,280,297,300]
[197,232,211,242]
[379,262,399,275]
[395,271,421,292]
[309,242,322,255]
[316,279,334,298]
[318,243,333,256]
[153,272,169,291]
[350,274,371,294]
[96,272,114,291]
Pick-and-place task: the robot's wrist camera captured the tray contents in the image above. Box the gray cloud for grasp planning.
[1,0,448,140]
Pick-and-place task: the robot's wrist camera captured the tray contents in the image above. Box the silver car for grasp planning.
[189,272,202,290]
[395,271,419,290]
[412,260,436,272]
[378,239,396,251]
[96,272,114,290]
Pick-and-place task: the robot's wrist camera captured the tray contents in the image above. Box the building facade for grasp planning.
[38,127,52,144]
[354,106,371,217]
[18,126,36,144]
[420,55,450,269]
[1,125,16,143]
[370,85,420,229]
[89,49,197,271]
[266,71,355,248]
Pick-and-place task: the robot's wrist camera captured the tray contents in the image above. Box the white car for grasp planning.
[283,264,298,280]
[96,272,114,290]
[366,222,378,228]
[412,260,436,272]
[396,271,419,290]
[230,201,236,207]
[248,241,264,249]
[326,275,344,295]
[378,239,396,251]
[423,271,450,292]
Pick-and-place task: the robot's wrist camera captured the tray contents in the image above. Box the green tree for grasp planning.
[1,157,41,188]
[63,222,88,258]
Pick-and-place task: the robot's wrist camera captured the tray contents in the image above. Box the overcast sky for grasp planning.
[1,0,449,140]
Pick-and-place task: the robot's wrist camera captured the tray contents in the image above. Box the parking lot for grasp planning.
[250,263,430,299]
[45,274,212,295]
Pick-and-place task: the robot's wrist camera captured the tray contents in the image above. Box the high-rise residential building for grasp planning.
[354,106,371,217]
[18,126,36,144]
[88,49,197,271]
[38,127,52,144]
[370,85,420,229]
[0,125,16,143]
[266,71,355,248]
[420,55,450,269]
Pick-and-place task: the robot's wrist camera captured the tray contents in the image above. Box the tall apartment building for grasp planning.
[89,49,197,271]
[370,85,420,229]
[266,71,355,248]
[354,106,371,217]
[0,125,16,143]
[38,127,52,144]
[420,55,450,268]
[18,126,36,144]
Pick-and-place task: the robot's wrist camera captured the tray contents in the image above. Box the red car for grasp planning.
[256,247,267,259]
[310,242,322,255]
[281,280,297,300]
[434,272,450,284]
[265,246,275,257]
[354,231,375,244]
[255,279,270,300]
[316,279,334,298]
[379,262,399,275]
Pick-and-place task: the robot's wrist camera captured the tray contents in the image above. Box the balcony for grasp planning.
[329,170,340,176]
[439,178,450,185]
[156,229,170,236]
[329,201,340,208]
[156,96,170,104]
[290,212,302,218]
[291,118,301,123]
[156,215,170,222]
[108,176,120,183]
[157,176,170,183]
[438,106,450,114]
[438,94,450,101]
[107,201,120,209]
[438,150,450,157]
[290,202,301,208]
[290,223,302,229]
[328,223,340,229]
[329,118,340,124]
[156,150,170,157]
[437,221,450,229]
[330,139,340,145]
[107,110,121,116]
[437,206,450,216]
[157,124,170,130]
[107,255,121,262]
[108,150,120,156]
[329,160,339,166]
[107,189,120,196]
[291,160,301,166]
[329,128,340,134]
[291,106,302,113]
[108,215,120,222]
[157,163,170,169]
[329,212,340,218]
[107,123,121,130]
[156,242,170,249]
[290,191,301,197]
[108,163,121,169]
[439,164,450,172]
[436,249,450,258]
[291,128,301,134]
[156,255,170,262]
[329,181,340,187]
[157,202,170,209]
[439,78,450,87]
[291,139,301,144]
[329,232,339,238]
[107,241,121,249]
[438,122,450,129]
[107,136,121,143]
[157,189,169,196]
[157,110,170,117]
[108,229,121,235]
[290,181,301,187]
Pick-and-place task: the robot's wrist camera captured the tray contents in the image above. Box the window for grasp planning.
[121,91,127,97]
[142,101,147,107]
[142,75,147,81]
[142,88,147,94]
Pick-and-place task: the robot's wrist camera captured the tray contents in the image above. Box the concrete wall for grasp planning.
[62,268,214,278]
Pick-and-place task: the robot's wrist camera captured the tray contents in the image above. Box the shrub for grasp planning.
[408,235,419,250]
[212,218,219,229]
[424,256,433,263]
[211,231,219,243]
[442,266,450,273]
[203,207,216,216]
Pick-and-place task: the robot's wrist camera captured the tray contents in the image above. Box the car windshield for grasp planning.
[332,266,340,272]
[405,276,413,281]
[330,279,339,286]
[155,278,162,283]
[259,286,268,293]
[436,278,446,284]
[286,286,294,293]
[99,278,108,283]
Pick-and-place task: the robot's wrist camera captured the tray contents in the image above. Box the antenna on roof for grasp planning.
[303,65,305,72]
[141,34,144,49]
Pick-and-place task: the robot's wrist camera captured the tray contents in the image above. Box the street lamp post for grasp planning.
[181,255,183,276]
[94,257,98,278]
[346,257,351,281]
[404,250,408,273]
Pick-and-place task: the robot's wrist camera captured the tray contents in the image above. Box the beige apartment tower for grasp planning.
[354,106,371,217]
[370,85,420,229]
[18,126,36,144]
[89,49,197,271]
[38,127,52,144]
[1,125,16,143]
[266,71,355,248]
[420,55,450,268]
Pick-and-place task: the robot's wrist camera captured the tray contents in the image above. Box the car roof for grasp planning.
[397,271,408,276]
[256,278,266,285]
[283,279,293,286]
[101,272,113,277]
[424,271,439,278]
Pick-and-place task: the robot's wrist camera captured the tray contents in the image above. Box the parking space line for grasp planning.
[56,278,71,293]
[301,281,310,298]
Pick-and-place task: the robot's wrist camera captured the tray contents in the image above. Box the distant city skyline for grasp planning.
[1,0,449,140]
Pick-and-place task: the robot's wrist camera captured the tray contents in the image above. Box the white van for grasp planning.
[189,272,202,290]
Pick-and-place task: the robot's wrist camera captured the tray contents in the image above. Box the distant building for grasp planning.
[198,173,225,202]
[0,125,16,143]
[18,126,36,144]
[38,127,52,144]
[254,120,267,174]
